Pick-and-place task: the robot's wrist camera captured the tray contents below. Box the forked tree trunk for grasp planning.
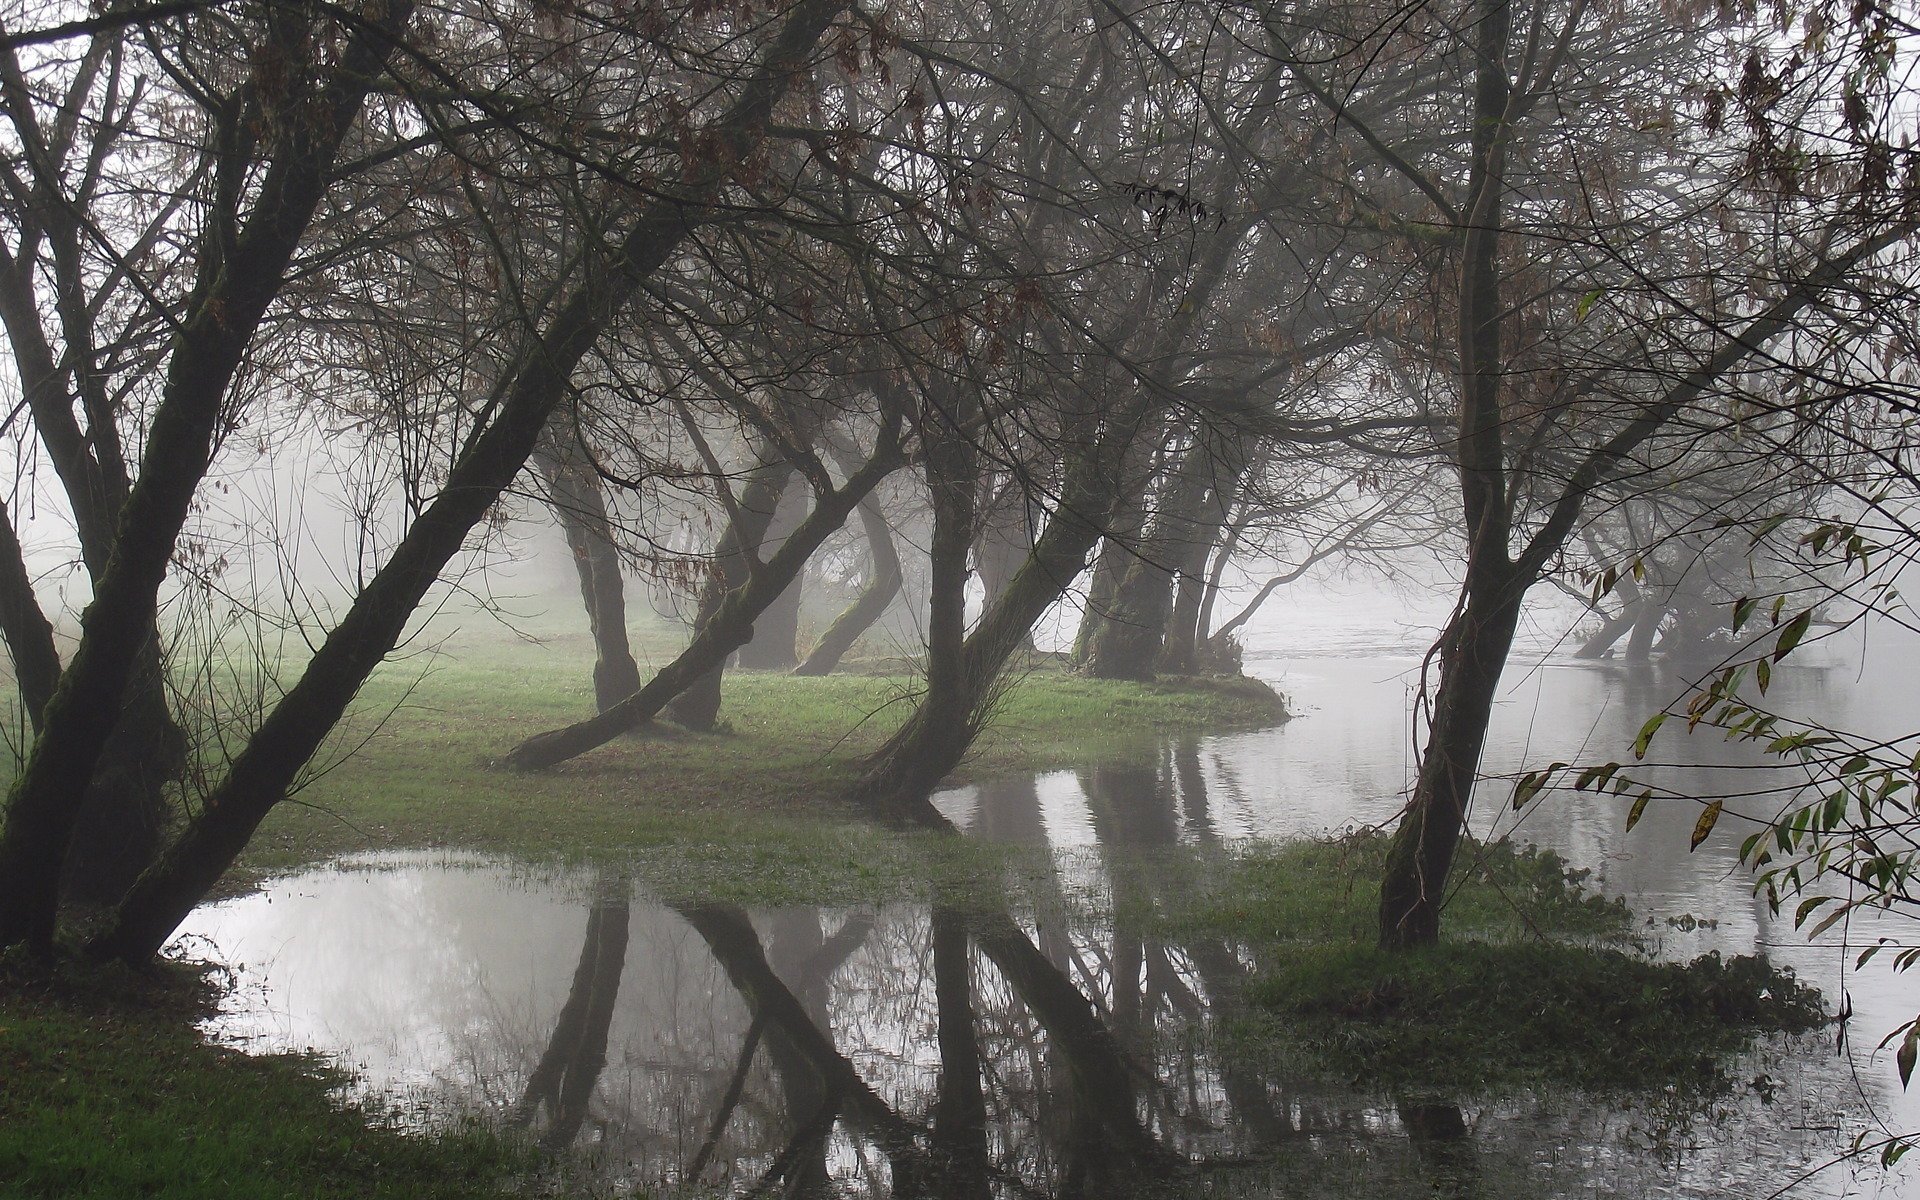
[792,496,901,676]
[855,416,1131,811]
[535,426,644,713]
[0,3,421,955]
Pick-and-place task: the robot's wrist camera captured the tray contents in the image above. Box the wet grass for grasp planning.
[1172,832,1827,1098]
[235,642,1285,893]
[0,962,533,1199]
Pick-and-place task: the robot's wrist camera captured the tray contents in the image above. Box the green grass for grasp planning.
[231,641,1286,890]
[0,640,1290,1200]
[1164,831,1827,1098]
[0,964,533,1199]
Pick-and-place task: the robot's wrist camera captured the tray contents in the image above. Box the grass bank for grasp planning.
[0,965,529,1199]
[238,644,1286,886]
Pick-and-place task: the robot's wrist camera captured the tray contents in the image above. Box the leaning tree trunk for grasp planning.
[80,0,850,964]
[535,425,644,713]
[0,2,420,955]
[501,444,899,770]
[665,454,795,731]
[1376,581,1524,950]
[792,495,901,676]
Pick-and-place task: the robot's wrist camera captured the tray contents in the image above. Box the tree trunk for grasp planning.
[1377,579,1524,950]
[535,426,643,713]
[791,496,901,676]
[0,5,419,955]
[732,479,807,671]
[1376,0,1513,954]
[501,445,897,770]
[1084,428,1239,681]
[1071,520,1140,669]
[973,477,1034,649]
[665,455,795,731]
[81,0,849,963]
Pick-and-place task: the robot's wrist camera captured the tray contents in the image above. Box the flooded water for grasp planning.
[177,628,1920,1197]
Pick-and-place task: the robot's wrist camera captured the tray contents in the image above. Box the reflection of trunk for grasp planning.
[971,910,1169,1169]
[734,480,807,671]
[666,451,795,731]
[535,425,644,712]
[513,881,632,1152]
[1398,1102,1477,1200]
[676,903,927,1190]
[930,908,990,1199]
[503,443,898,770]
[792,497,900,676]
[763,910,834,1197]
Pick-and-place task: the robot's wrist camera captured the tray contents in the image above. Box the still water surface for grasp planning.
[178,642,1920,1197]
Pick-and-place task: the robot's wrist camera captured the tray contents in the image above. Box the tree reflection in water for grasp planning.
[183,747,1883,1198]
